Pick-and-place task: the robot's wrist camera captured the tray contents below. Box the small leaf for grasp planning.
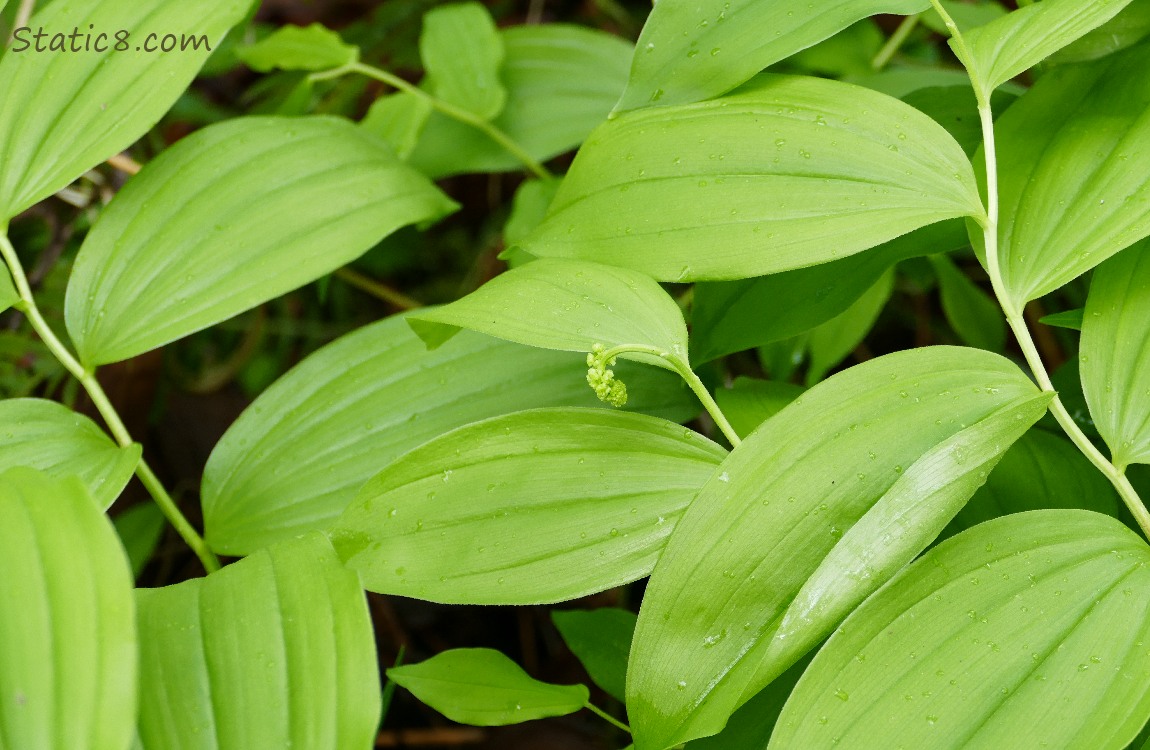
[65,116,456,367]
[552,608,637,703]
[1040,308,1085,330]
[930,254,1006,351]
[771,511,1150,750]
[203,314,697,556]
[113,503,167,579]
[388,648,588,726]
[0,264,17,313]
[237,23,358,72]
[1081,239,1150,468]
[0,398,140,509]
[958,0,1133,93]
[525,75,983,281]
[136,533,380,749]
[420,2,505,120]
[331,408,725,604]
[360,92,431,160]
[714,378,805,440]
[0,468,136,750]
[614,0,928,112]
[805,268,894,385]
[0,0,248,219]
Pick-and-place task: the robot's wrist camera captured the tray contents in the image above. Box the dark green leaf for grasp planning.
[1040,308,1085,330]
[113,503,167,579]
[714,378,805,440]
[236,23,358,72]
[552,608,637,703]
[0,264,16,313]
[685,655,812,750]
[805,268,894,385]
[930,254,1006,351]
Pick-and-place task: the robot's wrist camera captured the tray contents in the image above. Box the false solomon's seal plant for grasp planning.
[4,0,1150,747]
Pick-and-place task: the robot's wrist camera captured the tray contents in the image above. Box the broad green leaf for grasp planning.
[0,398,140,509]
[1053,0,1150,63]
[237,23,358,72]
[504,178,561,248]
[420,2,505,121]
[0,468,136,750]
[988,42,1150,306]
[0,0,248,220]
[203,314,697,557]
[627,347,1048,749]
[771,510,1150,750]
[0,264,16,313]
[407,258,688,371]
[941,428,1120,539]
[360,92,431,160]
[714,378,804,440]
[65,116,455,367]
[690,221,966,364]
[613,0,928,112]
[552,608,637,703]
[923,0,1008,34]
[805,268,894,385]
[136,533,379,750]
[332,408,725,604]
[525,75,983,282]
[685,655,812,750]
[1082,239,1150,468]
[930,254,1006,351]
[388,648,588,726]
[957,0,1133,93]
[113,503,167,579]
[1040,308,1085,330]
[409,25,632,177]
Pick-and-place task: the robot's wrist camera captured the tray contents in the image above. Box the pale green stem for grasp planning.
[10,0,36,38]
[0,231,221,572]
[872,13,921,71]
[311,62,553,182]
[599,343,742,448]
[928,0,1150,539]
[584,701,631,734]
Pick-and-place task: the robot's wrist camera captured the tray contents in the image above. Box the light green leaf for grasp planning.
[0,468,136,750]
[771,510,1150,750]
[988,42,1150,306]
[958,0,1133,93]
[1040,308,1085,330]
[714,378,805,440]
[388,648,588,726]
[113,503,167,579]
[237,23,358,72]
[627,347,1048,749]
[614,0,928,112]
[409,24,632,177]
[504,178,560,248]
[136,533,379,750]
[331,408,725,605]
[0,263,16,313]
[360,92,431,160]
[922,0,1008,34]
[407,258,688,370]
[65,116,455,367]
[1052,0,1150,63]
[806,268,894,385]
[420,2,505,121]
[0,0,248,220]
[941,428,1120,539]
[0,398,140,509]
[930,254,1006,351]
[525,75,983,282]
[203,314,697,557]
[552,608,637,703]
[1082,239,1150,468]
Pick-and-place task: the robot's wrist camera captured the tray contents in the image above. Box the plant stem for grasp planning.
[584,701,631,734]
[9,0,36,39]
[312,62,553,181]
[0,231,221,572]
[335,267,423,310]
[928,0,1150,538]
[872,13,921,70]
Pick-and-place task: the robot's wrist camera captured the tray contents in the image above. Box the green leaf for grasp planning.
[0,398,140,509]
[0,263,16,313]
[407,258,688,370]
[958,0,1134,93]
[65,116,455,367]
[1082,239,1150,468]
[988,42,1150,306]
[420,2,505,121]
[525,75,983,282]
[203,314,697,557]
[714,378,805,440]
[627,347,1049,749]
[930,254,1006,351]
[0,468,136,750]
[614,0,928,112]
[504,178,560,248]
[900,84,1018,156]
[236,23,358,72]
[685,655,812,750]
[360,92,431,160]
[941,428,1120,539]
[922,0,1008,34]
[1040,308,1085,330]
[786,20,885,78]
[387,648,588,726]
[771,510,1150,749]
[409,25,631,177]
[113,503,167,579]
[331,408,725,605]
[552,608,637,703]
[805,268,894,385]
[1052,0,1150,63]
[136,533,379,749]
[0,0,248,220]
